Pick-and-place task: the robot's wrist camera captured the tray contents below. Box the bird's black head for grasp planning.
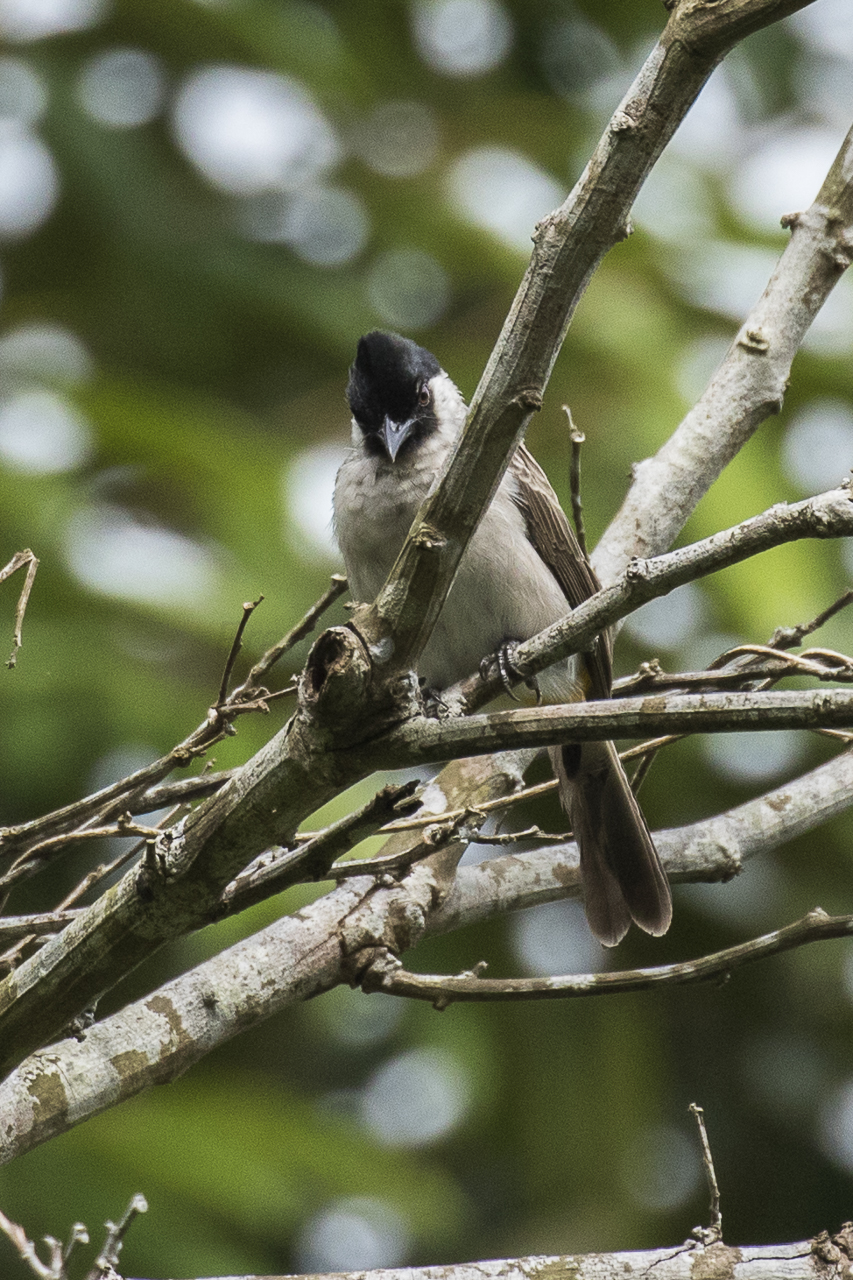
[346,330,442,462]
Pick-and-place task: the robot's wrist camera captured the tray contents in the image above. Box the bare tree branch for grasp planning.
[595,119,853,583]
[1,742,848,1164]
[0,549,39,670]
[379,687,853,769]
[430,747,853,932]
[114,1225,853,1280]
[0,573,342,877]
[360,908,853,1005]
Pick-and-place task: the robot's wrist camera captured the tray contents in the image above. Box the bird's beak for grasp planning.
[380,414,416,462]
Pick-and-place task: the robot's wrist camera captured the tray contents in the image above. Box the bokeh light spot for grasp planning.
[0,123,59,237]
[623,582,708,653]
[173,65,340,195]
[820,1078,853,1173]
[673,241,779,321]
[296,1198,410,1273]
[673,334,732,404]
[261,185,370,265]
[354,100,439,178]
[367,247,451,330]
[361,1047,472,1146]
[78,48,166,129]
[783,399,853,494]
[0,388,92,472]
[447,145,562,251]
[730,127,843,232]
[619,1123,702,1213]
[66,505,223,607]
[284,443,347,561]
[633,152,714,244]
[791,0,853,60]
[702,729,807,785]
[411,0,512,78]
[670,62,744,170]
[0,322,93,384]
[0,0,106,42]
[0,56,48,123]
[512,899,605,977]
[803,272,853,358]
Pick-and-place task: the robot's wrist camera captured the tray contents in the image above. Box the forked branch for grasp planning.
[359,909,853,1006]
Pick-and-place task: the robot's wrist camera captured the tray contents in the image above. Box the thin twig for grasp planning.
[360,908,853,1006]
[564,406,588,558]
[326,842,447,881]
[375,777,558,835]
[84,1193,148,1280]
[627,746,660,794]
[768,587,853,651]
[0,1202,57,1278]
[0,807,184,970]
[220,780,422,913]
[129,768,235,814]
[216,596,264,705]
[234,573,348,695]
[1,549,39,669]
[616,649,853,697]
[0,579,339,872]
[468,825,570,845]
[689,1103,723,1245]
[0,819,163,894]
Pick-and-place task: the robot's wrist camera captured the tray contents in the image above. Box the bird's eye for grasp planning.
[418,383,431,407]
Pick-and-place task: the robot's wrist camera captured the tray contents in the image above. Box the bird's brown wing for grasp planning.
[508,443,612,699]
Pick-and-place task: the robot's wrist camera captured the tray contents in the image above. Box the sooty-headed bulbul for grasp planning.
[333,330,672,946]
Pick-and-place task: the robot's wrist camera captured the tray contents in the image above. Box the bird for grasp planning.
[333,330,672,946]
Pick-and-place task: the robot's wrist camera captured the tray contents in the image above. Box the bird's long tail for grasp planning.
[550,740,672,947]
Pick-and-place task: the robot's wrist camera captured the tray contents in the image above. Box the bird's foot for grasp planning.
[419,678,451,719]
[481,642,541,705]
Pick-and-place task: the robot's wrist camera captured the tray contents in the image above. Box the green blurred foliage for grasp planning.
[1,0,852,1276]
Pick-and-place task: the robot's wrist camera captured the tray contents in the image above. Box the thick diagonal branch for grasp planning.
[595,118,853,583]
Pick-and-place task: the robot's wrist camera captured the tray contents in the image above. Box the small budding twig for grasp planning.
[233,572,348,695]
[768,587,853,652]
[84,1193,148,1280]
[0,1191,145,1280]
[1,548,39,669]
[689,1103,723,1245]
[563,406,588,558]
[216,595,264,706]
[0,577,343,874]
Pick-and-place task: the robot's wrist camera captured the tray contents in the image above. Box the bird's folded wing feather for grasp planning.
[508,443,612,700]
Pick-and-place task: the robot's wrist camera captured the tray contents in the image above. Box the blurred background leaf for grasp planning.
[1,0,852,1275]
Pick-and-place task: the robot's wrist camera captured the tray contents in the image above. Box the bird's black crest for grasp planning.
[347,331,441,433]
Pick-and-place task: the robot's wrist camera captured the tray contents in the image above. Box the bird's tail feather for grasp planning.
[550,739,672,947]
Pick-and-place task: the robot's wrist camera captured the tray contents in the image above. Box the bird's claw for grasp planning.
[481,642,541,704]
[419,678,450,719]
